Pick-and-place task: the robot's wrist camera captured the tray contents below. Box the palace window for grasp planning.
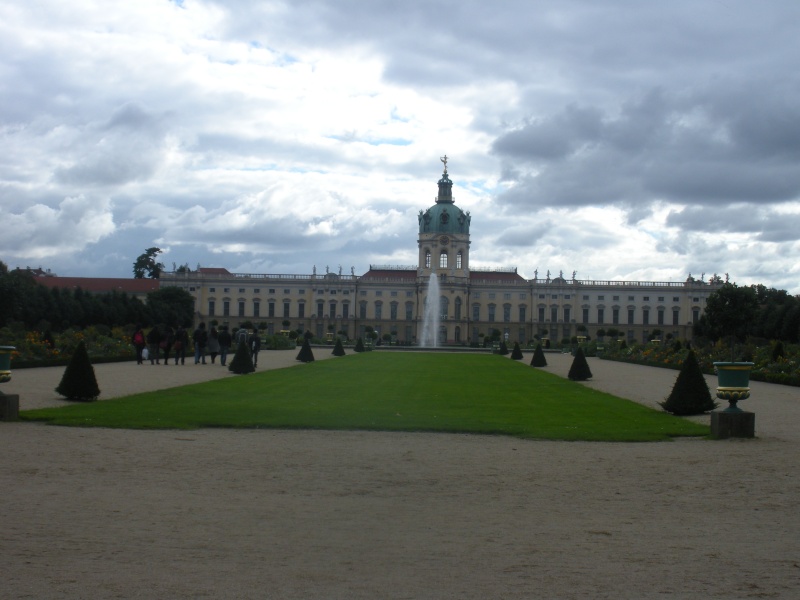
[439,251,448,269]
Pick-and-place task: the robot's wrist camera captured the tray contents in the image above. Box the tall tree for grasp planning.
[696,283,759,343]
[133,247,165,279]
[146,287,195,327]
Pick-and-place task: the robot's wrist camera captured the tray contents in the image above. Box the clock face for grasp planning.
[439,235,450,246]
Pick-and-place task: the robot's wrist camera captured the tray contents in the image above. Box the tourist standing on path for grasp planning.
[147,325,162,365]
[161,325,175,365]
[218,326,232,366]
[132,325,146,364]
[207,326,220,364]
[193,322,208,364]
[250,328,262,368]
[173,325,188,365]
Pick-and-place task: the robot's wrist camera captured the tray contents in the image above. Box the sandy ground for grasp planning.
[1,350,799,599]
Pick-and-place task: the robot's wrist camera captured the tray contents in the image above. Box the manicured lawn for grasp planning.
[21,352,709,441]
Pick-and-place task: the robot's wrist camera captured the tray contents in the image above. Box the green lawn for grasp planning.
[21,352,709,441]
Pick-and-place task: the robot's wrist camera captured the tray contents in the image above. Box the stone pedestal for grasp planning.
[0,393,20,421]
[711,411,755,439]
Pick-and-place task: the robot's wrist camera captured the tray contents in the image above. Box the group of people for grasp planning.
[132,323,262,367]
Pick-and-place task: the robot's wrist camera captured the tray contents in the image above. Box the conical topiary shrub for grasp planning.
[498,341,509,356]
[511,342,523,360]
[332,338,346,356]
[296,338,315,363]
[354,338,365,353]
[530,343,548,367]
[659,350,717,415]
[228,340,255,374]
[55,341,100,401]
[568,346,592,381]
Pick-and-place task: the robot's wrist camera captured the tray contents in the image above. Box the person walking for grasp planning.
[146,325,162,365]
[218,326,232,366]
[193,322,208,364]
[161,325,175,365]
[250,328,262,368]
[207,326,220,364]
[132,325,146,364]
[173,325,189,365]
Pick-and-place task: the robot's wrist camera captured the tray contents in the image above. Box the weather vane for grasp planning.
[440,154,448,174]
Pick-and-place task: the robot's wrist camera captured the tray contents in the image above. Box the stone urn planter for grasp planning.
[713,361,754,413]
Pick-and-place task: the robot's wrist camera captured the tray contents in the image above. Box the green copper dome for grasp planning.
[418,167,471,235]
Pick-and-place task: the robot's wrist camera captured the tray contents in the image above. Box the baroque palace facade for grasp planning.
[161,162,721,345]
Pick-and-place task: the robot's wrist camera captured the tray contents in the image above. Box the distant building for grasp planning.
[161,163,721,344]
[34,276,160,303]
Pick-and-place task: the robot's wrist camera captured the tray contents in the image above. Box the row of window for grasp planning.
[537,294,705,303]
[424,249,464,269]
[207,297,703,327]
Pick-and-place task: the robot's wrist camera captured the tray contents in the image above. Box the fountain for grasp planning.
[420,271,441,347]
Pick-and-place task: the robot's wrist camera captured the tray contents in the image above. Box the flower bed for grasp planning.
[0,326,136,369]
[600,340,800,387]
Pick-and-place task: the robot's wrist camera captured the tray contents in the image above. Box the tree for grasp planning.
[146,287,195,327]
[332,338,346,356]
[530,343,548,367]
[568,347,592,381]
[659,350,717,415]
[296,337,315,363]
[498,341,509,355]
[55,341,100,401]
[354,338,365,352]
[133,247,165,279]
[228,340,255,374]
[510,342,523,360]
[696,283,759,344]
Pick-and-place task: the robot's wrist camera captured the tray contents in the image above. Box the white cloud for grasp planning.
[1,0,799,294]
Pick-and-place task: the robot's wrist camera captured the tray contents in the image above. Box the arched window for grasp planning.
[439,251,448,269]
[425,250,431,269]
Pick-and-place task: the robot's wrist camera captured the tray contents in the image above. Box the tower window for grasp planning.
[425,250,431,269]
[456,251,462,269]
[439,251,448,269]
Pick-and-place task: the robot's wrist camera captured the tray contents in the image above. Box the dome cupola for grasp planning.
[418,155,470,236]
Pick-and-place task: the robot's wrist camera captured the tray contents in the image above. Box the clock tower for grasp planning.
[417,156,471,280]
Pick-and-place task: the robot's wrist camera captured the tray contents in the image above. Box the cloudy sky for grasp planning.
[2,0,799,293]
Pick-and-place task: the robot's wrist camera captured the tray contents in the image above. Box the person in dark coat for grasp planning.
[173,325,189,365]
[207,326,220,364]
[217,326,232,366]
[146,325,162,365]
[193,322,208,364]
[161,325,175,365]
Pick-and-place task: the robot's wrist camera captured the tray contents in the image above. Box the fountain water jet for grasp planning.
[420,271,441,347]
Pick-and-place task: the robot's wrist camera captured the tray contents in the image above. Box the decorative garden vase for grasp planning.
[0,346,15,384]
[713,361,754,413]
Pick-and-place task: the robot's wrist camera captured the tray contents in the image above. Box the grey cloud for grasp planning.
[54,103,170,186]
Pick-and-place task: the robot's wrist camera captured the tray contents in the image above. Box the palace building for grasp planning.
[161,161,721,345]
